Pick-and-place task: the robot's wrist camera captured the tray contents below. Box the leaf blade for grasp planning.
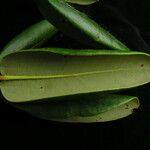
[36,0,130,50]
[0,48,149,102]
[0,20,57,60]
[14,94,140,123]
[65,0,98,5]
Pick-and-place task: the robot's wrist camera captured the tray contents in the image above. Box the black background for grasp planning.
[0,0,150,149]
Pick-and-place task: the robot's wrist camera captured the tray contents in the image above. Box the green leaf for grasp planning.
[14,94,140,123]
[0,48,149,102]
[36,0,130,50]
[0,20,57,60]
[65,0,98,5]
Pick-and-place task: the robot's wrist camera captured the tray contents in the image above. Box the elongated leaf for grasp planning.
[0,20,57,60]
[65,0,98,5]
[36,0,130,50]
[14,94,139,123]
[0,48,149,102]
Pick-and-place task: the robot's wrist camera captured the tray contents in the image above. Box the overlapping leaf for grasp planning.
[65,0,98,5]
[14,94,139,123]
[0,20,57,60]
[36,0,130,50]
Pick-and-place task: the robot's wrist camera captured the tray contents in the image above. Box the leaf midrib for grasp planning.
[1,67,149,80]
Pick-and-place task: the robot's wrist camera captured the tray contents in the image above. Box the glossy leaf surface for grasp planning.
[36,0,130,50]
[14,94,139,123]
[0,20,57,60]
